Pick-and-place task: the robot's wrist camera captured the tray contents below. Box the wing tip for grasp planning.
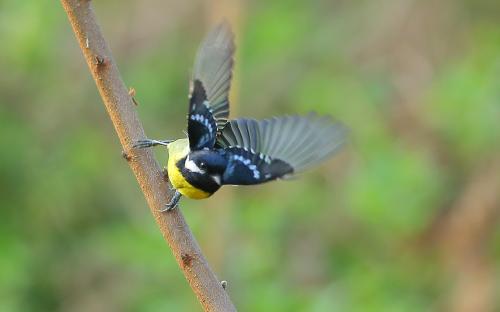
[205,19,235,51]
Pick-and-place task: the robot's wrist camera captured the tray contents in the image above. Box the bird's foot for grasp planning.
[133,139,173,149]
[160,191,182,212]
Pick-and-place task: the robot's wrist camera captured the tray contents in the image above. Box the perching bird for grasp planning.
[134,22,347,210]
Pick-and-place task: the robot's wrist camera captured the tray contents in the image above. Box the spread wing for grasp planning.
[187,81,217,150]
[216,114,347,184]
[188,21,235,150]
[220,147,294,185]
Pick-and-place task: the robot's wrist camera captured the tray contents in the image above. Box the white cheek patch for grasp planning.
[211,174,221,185]
[185,156,205,174]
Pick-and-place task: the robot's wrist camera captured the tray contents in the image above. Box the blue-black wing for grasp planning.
[188,22,235,150]
[221,147,293,185]
[187,80,218,150]
[216,114,347,184]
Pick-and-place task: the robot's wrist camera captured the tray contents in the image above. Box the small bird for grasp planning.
[134,22,347,211]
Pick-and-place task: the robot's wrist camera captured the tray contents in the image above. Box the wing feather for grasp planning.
[217,115,347,174]
[191,21,235,130]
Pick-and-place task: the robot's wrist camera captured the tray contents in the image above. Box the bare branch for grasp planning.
[60,1,236,311]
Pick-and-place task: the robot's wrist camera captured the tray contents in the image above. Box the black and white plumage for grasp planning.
[191,22,234,128]
[219,146,294,185]
[187,80,217,150]
[135,22,347,209]
[217,115,347,177]
[186,96,347,186]
[187,22,234,151]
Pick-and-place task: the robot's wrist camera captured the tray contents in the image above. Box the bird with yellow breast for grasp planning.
[134,22,347,211]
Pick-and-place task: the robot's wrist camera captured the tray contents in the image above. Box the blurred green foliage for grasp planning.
[1,0,499,311]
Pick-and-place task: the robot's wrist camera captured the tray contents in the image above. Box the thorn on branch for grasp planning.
[129,87,139,106]
[181,253,195,268]
[94,55,106,67]
[122,150,132,161]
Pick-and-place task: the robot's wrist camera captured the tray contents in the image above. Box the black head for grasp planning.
[177,150,227,194]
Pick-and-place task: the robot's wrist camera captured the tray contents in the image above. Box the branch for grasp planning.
[435,157,500,312]
[60,1,236,311]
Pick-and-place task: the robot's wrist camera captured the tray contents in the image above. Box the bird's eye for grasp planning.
[199,162,206,168]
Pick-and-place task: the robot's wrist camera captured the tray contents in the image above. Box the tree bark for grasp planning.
[60,1,236,311]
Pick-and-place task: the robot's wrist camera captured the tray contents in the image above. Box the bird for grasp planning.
[134,22,347,211]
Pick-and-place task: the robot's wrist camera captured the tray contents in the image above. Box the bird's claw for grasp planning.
[160,191,182,212]
[161,202,178,212]
[133,139,172,149]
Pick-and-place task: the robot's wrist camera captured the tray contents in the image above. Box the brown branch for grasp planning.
[435,157,500,312]
[60,1,236,311]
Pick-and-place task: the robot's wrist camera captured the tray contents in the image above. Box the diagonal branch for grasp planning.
[60,1,236,311]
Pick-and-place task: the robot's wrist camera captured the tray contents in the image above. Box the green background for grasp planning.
[1,0,499,311]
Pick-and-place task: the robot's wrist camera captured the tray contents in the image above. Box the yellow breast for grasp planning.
[167,139,211,199]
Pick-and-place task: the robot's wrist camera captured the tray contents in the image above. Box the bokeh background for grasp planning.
[1,0,499,311]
